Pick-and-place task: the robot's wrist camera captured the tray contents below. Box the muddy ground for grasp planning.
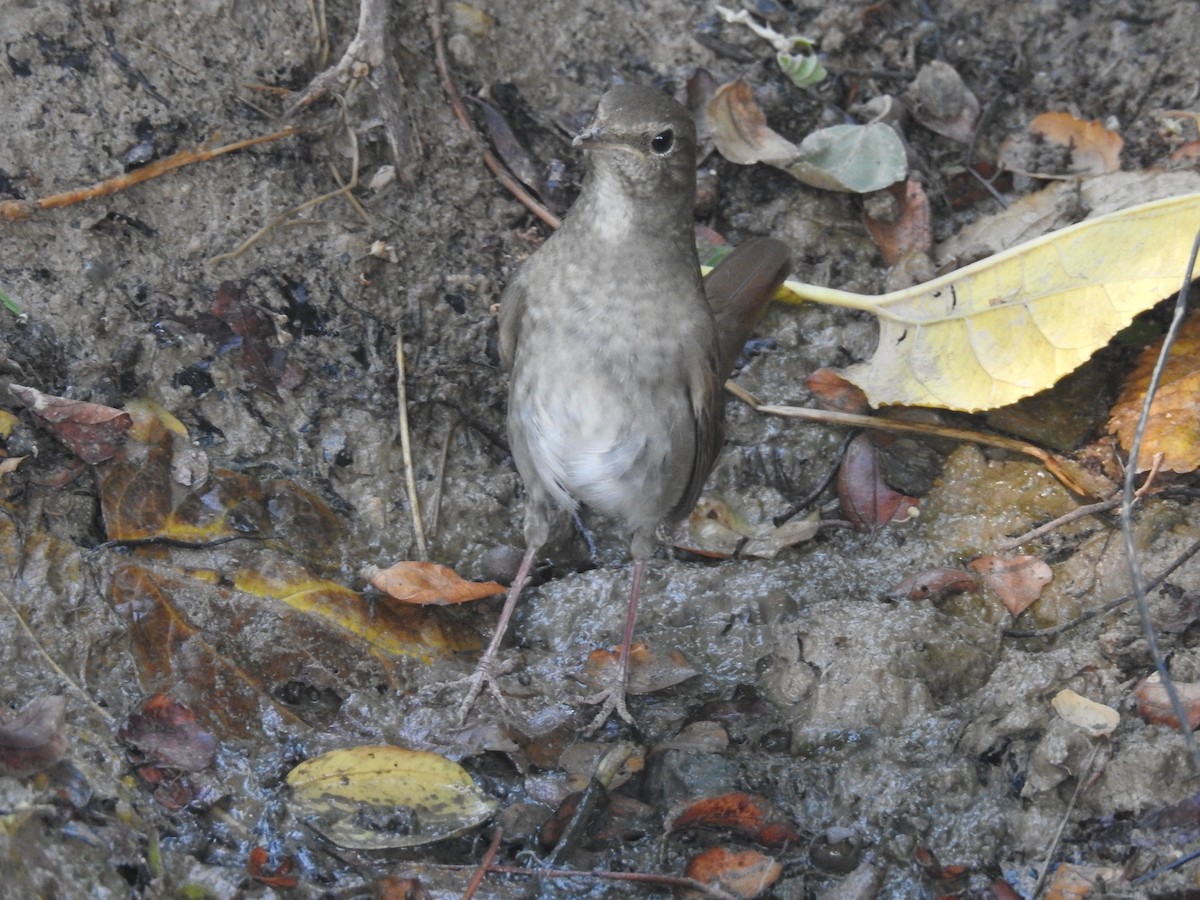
[2,0,1200,897]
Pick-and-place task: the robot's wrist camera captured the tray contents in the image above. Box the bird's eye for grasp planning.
[650,129,674,154]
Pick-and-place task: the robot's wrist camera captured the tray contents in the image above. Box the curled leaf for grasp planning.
[10,384,131,464]
[669,791,801,848]
[365,560,506,606]
[707,79,906,193]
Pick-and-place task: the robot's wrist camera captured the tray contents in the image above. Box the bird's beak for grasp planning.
[573,122,641,157]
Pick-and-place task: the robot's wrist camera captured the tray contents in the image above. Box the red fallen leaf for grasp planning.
[886,567,980,602]
[0,695,68,778]
[685,846,782,899]
[992,879,1023,900]
[1134,676,1200,729]
[670,791,801,848]
[806,368,869,414]
[365,560,506,606]
[118,693,217,772]
[580,642,698,696]
[838,433,920,528]
[210,281,283,396]
[968,555,1053,616]
[863,179,932,266]
[247,846,300,889]
[914,845,968,881]
[9,384,132,464]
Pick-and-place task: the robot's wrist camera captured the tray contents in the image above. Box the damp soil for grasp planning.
[2,1,1200,897]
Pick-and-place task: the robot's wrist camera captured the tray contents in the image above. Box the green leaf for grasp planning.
[786,123,907,193]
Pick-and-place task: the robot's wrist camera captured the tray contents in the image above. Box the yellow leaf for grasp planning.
[776,192,1200,411]
[234,559,479,659]
[286,745,496,849]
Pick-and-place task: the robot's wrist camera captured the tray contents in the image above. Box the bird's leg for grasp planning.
[455,545,538,722]
[583,559,645,733]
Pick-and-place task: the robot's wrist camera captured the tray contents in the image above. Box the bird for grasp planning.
[458,84,791,730]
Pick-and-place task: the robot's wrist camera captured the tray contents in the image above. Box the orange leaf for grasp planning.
[365,561,506,605]
[1029,111,1123,175]
[670,791,800,848]
[685,846,782,899]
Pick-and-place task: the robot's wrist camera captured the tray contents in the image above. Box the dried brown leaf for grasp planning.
[581,642,698,696]
[863,179,932,265]
[1134,675,1200,729]
[838,433,920,528]
[1108,308,1200,473]
[969,554,1052,616]
[10,384,131,464]
[0,695,67,778]
[1030,111,1123,175]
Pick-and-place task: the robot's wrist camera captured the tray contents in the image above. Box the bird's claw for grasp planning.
[429,656,518,724]
[582,684,635,735]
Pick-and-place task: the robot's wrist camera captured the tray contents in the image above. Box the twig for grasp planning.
[1005,536,1200,639]
[461,827,503,900]
[427,0,560,229]
[773,430,853,527]
[427,416,459,543]
[477,865,736,899]
[208,101,360,265]
[396,333,428,560]
[1118,225,1200,776]
[0,586,114,724]
[0,128,299,223]
[752,403,1091,496]
[998,457,1164,551]
[1030,741,1105,898]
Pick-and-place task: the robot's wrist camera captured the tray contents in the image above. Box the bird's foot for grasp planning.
[427,656,519,724]
[582,681,635,735]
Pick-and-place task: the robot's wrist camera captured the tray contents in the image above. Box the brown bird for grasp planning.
[459,84,791,729]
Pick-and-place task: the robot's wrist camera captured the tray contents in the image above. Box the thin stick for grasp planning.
[461,827,503,900]
[1118,225,1200,776]
[1005,536,1200,639]
[208,103,360,265]
[396,333,428,560]
[754,403,1090,496]
[1030,741,1104,898]
[0,586,114,724]
[426,0,560,229]
[0,128,300,223]
[998,458,1163,551]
